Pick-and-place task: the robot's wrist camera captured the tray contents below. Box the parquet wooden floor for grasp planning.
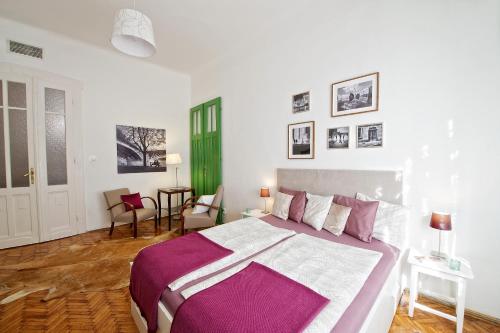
[1,219,498,333]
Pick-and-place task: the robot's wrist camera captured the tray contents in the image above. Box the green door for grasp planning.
[190,97,222,196]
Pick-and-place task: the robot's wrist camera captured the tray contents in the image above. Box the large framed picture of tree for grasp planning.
[116,125,167,173]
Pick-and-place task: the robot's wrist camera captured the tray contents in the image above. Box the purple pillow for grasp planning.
[333,194,379,242]
[279,187,306,223]
[120,192,144,211]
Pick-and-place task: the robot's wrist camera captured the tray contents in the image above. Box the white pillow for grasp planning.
[192,195,215,214]
[323,203,352,236]
[303,193,333,230]
[271,192,294,220]
[355,193,409,249]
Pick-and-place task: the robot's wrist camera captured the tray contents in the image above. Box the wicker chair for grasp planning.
[180,185,223,235]
[103,188,158,238]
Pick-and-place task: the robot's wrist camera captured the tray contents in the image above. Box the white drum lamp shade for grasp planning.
[111,8,156,58]
[165,153,182,165]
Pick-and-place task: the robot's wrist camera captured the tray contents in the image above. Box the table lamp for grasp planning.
[260,187,270,213]
[165,153,182,188]
[430,212,452,260]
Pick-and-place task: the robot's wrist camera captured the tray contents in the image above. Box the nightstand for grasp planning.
[407,248,474,333]
[241,209,269,219]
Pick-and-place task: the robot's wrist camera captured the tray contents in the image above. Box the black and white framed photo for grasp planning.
[288,121,315,159]
[116,125,167,173]
[356,123,383,148]
[327,127,350,149]
[292,91,310,113]
[331,72,379,117]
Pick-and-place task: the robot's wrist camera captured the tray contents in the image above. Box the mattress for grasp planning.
[160,215,399,333]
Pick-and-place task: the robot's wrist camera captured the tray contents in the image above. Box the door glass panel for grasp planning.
[207,106,212,133]
[45,88,65,114]
[212,107,217,132]
[0,80,3,106]
[7,82,27,108]
[0,109,5,188]
[45,88,67,186]
[193,112,198,136]
[9,109,29,187]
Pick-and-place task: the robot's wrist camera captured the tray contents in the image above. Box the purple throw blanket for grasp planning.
[130,232,233,333]
[171,262,330,333]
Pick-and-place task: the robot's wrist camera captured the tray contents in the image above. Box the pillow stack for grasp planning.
[270,188,404,245]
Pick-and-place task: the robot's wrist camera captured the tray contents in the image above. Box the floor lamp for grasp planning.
[166,153,183,216]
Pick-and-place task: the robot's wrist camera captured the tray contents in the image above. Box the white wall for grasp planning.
[0,17,191,231]
[191,0,500,318]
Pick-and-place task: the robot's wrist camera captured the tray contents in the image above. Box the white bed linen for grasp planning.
[182,233,382,333]
[168,217,295,290]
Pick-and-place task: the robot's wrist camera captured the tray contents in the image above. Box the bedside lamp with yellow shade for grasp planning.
[260,187,270,213]
[430,212,452,260]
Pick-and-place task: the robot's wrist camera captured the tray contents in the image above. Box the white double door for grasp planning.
[0,71,79,249]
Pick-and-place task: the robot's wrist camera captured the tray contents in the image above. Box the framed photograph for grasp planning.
[292,91,310,113]
[288,121,315,159]
[331,72,379,117]
[356,123,383,148]
[327,127,349,149]
[116,125,167,173]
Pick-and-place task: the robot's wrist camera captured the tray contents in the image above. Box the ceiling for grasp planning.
[0,0,311,74]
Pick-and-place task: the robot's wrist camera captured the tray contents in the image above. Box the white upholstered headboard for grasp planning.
[276,168,404,205]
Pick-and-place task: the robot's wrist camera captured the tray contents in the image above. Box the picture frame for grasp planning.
[331,72,379,117]
[288,121,315,159]
[116,125,167,173]
[327,126,349,149]
[292,91,310,113]
[356,122,383,148]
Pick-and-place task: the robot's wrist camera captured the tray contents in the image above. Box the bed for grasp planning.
[130,168,408,333]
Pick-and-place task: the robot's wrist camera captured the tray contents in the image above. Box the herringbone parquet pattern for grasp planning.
[0,219,498,333]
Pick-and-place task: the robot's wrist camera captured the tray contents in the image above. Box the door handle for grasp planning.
[23,168,35,184]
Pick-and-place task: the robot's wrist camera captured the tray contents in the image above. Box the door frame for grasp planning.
[0,62,87,240]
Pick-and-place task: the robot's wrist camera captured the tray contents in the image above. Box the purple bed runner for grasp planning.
[171,261,330,333]
[129,232,233,333]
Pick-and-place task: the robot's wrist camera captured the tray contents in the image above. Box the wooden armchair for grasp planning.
[103,188,158,238]
[180,185,223,235]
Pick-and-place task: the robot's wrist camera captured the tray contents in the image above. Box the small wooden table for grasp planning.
[157,187,195,231]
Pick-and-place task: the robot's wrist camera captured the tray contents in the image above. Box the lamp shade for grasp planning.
[111,9,156,58]
[430,212,452,231]
[260,187,270,198]
[165,153,182,165]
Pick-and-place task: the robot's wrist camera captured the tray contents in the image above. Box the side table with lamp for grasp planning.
[158,153,196,231]
[241,187,272,219]
[407,212,474,333]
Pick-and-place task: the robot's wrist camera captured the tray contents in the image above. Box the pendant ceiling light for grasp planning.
[111,7,156,58]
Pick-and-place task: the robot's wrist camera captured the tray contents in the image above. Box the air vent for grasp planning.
[8,40,43,59]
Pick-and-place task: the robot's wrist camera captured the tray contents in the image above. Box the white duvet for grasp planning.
[182,233,382,333]
[168,217,295,290]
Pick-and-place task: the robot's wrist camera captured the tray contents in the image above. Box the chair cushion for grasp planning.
[120,192,144,211]
[114,208,157,223]
[183,208,215,229]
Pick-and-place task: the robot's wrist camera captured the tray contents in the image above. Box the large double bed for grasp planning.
[130,169,408,333]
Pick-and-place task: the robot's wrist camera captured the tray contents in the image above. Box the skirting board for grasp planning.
[401,288,500,326]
